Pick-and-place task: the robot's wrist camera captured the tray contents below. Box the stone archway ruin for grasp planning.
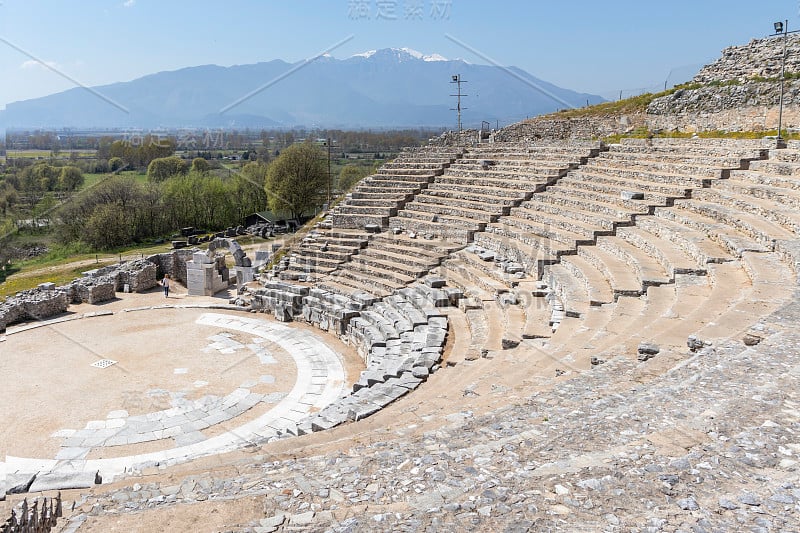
[186,238,255,296]
[207,238,250,268]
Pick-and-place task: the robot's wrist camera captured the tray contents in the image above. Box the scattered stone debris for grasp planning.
[501,338,520,350]
[637,342,660,361]
[687,335,710,352]
[742,333,762,346]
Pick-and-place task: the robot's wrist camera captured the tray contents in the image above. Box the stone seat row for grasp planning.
[246,277,453,434]
[330,146,463,229]
[278,229,370,282]
[393,144,600,244]
[473,141,766,279]
[298,280,457,432]
[438,141,779,366]
[535,147,800,364]
[319,233,462,299]
[317,141,605,293]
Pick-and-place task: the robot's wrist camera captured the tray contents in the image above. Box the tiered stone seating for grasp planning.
[442,246,520,296]
[538,142,797,368]
[320,233,462,299]
[476,139,768,278]
[551,254,613,309]
[688,148,800,264]
[330,147,462,229]
[279,229,369,282]
[299,280,456,432]
[439,259,515,352]
[393,142,600,243]
[537,211,717,363]
[270,139,798,435]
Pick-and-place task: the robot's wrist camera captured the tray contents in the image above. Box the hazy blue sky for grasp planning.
[1,0,797,110]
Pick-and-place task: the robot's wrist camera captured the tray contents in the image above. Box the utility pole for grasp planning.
[778,20,789,144]
[771,19,797,147]
[327,137,332,207]
[450,74,468,131]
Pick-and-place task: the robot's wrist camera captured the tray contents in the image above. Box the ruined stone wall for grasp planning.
[647,80,800,133]
[112,259,158,292]
[0,256,168,332]
[0,288,68,332]
[644,33,800,134]
[647,105,800,134]
[693,34,800,83]
[93,259,158,293]
[493,114,647,142]
[429,129,480,147]
[146,250,196,285]
[61,277,116,304]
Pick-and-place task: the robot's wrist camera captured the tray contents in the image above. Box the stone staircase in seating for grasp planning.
[319,232,462,299]
[392,142,604,244]
[278,229,369,282]
[330,146,463,229]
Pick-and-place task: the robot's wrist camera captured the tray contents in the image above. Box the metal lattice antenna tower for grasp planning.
[450,74,468,131]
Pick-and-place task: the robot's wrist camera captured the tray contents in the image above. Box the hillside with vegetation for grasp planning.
[0,128,432,290]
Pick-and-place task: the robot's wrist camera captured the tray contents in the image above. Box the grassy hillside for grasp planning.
[526,80,800,142]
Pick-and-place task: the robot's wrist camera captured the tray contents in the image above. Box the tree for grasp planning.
[57,176,143,246]
[23,163,59,194]
[108,136,176,170]
[147,156,188,182]
[32,192,58,232]
[58,166,84,192]
[109,157,125,172]
[191,157,210,174]
[0,181,19,216]
[234,162,268,220]
[265,141,327,219]
[85,203,134,249]
[338,164,372,192]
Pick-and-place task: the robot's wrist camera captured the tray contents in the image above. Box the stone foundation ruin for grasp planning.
[185,238,254,297]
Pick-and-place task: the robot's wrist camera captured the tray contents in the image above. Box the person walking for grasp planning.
[161,274,171,298]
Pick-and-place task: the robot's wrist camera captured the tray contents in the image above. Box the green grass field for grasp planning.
[0,240,176,298]
[82,170,148,191]
[2,149,97,163]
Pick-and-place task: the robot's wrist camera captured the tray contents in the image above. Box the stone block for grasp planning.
[260,514,286,529]
[621,190,645,200]
[28,470,101,492]
[310,416,339,432]
[424,276,446,288]
[411,366,430,379]
[347,402,380,421]
[4,472,37,494]
[687,335,710,352]
[274,303,293,322]
[637,342,660,361]
[289,511,315,526]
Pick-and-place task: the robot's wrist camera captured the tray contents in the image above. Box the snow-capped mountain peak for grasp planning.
[350,47,448,62]
[351,49,377,59]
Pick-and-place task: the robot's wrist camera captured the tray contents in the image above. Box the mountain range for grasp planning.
[1,48,605,129]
